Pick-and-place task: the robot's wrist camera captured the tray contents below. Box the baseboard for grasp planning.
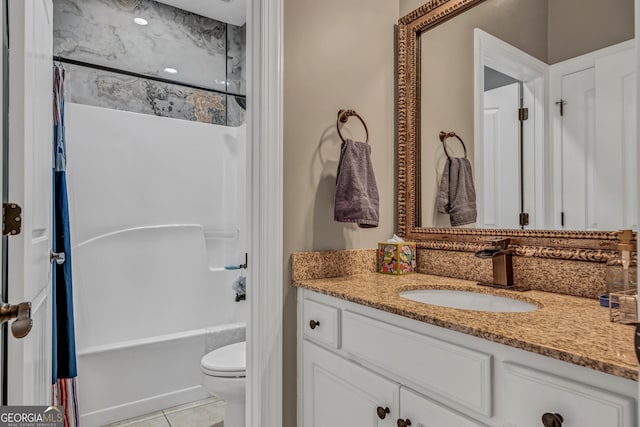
[80,385,210,427]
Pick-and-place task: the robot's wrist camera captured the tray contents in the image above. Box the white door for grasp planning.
[481,83,520,228]
[0,0,4,405]
[303,341,399,427]
[559,47,637,231]
[594,47,637,230]
[560,67,596,230]
[5,0,53,404]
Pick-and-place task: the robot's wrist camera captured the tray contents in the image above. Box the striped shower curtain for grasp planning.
[52,64,79,427]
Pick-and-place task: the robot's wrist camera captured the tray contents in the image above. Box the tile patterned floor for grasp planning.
[104,397,224,427]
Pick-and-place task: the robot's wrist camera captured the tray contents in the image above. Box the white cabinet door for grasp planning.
[303,341,399,427]
[399,387,486,427]
[503,363,635,427]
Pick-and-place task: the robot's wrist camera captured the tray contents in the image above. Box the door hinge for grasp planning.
[519,212,529,227]
[561,211,565,227]
[518,107,529,121]
[555,99,567,116]
[3,203,22,236]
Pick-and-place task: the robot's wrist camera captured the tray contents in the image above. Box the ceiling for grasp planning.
[155,0,246,26]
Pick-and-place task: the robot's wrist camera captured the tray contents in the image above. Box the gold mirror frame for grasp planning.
[397,0,622,261]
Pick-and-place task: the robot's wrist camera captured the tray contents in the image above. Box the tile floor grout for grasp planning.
[162,411,172,427]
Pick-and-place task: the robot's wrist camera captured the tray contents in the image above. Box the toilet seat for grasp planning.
[201,341,246,378]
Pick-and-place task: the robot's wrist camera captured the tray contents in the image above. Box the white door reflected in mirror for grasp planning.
[481,81,521,229]
[417,0,636,231]
[475,33,637,231]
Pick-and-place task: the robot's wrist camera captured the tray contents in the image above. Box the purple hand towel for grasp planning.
[436,157,477,226]
[334,139,379,228]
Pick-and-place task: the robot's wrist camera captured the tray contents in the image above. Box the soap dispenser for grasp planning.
[605,229,637,295]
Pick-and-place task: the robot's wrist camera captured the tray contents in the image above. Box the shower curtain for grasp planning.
[52,64,79,427]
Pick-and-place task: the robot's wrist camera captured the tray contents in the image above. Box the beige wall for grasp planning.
[420,0,547,227]
[400,0,429,16]
[548,0,635,63]
[282,0,399,424]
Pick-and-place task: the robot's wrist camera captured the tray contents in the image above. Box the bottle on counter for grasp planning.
[605,229,637,295]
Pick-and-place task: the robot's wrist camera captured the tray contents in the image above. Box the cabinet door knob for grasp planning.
[397,418,412,427]
[376,406,390,419]
[541,413,563,427]
[309,320,320,329]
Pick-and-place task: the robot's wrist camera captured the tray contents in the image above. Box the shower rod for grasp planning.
[52,55,246,100]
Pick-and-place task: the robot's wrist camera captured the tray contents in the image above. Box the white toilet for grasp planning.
[201,341,246,427]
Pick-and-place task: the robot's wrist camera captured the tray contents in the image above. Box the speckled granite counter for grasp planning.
[293,272,638,381]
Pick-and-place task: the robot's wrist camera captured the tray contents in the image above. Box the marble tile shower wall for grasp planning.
[53,0,246,126]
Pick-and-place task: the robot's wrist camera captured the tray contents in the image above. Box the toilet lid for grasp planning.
[201,341,246,377]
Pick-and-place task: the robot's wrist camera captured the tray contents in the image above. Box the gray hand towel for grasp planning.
[334,139,379,228]
[436,157,477,226]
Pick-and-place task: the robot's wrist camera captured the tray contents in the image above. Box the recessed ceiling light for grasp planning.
[134,17,148,26]
[163,67,178,74]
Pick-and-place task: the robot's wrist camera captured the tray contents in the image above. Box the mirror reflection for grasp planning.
[418,0,636,231]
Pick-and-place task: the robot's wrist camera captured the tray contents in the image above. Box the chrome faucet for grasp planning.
[475,238,514,288]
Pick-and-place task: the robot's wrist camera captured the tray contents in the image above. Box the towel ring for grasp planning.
[439,131,467,159]
[337,109,369,144]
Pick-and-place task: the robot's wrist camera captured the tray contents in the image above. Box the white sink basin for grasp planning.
[399,289,538,312]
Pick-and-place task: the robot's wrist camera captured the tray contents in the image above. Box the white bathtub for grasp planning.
[78,323,245,426]
[71,225,248,426]
[65,105,249,426]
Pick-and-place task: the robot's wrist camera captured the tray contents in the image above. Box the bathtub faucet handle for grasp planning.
[224,253,248,271]
[238,253,248,269]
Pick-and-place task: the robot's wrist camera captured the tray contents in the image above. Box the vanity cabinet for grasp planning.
[298,289,637,427]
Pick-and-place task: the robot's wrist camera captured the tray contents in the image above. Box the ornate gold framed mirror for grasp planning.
[397,0,636,258]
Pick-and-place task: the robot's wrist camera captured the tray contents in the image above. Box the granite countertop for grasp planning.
[293,272,638,381]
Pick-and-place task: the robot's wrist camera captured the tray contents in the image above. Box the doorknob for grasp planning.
[0,302,32,338]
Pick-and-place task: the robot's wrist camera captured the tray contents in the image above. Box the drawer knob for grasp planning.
[376,406,390,420]
[397,418,412,427]
[309,320,320,330]
[542,413,563,427]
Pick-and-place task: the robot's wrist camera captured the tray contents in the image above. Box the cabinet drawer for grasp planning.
[342,310,492,416]
[399,387,486,427]
[303,298,340,349]
[503,363,636,427]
